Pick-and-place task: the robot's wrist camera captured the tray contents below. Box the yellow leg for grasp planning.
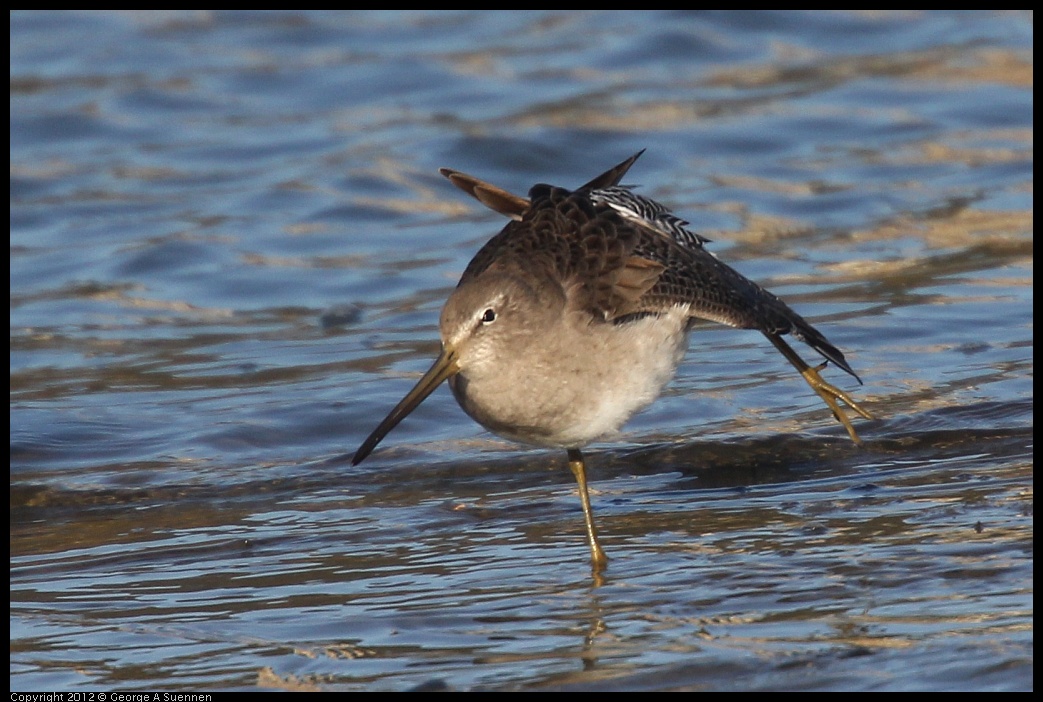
[766,334,874,445]
[567,448,609,572]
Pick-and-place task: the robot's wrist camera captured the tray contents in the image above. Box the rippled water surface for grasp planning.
[11,10,1032,691]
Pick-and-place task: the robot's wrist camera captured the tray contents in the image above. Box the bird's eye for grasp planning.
[480,308,496,324]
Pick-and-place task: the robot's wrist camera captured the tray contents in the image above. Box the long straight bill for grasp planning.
[352,348,460,465]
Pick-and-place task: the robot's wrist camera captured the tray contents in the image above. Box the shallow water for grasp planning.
[10,10,1032,691]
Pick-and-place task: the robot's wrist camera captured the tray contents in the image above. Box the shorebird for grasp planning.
[352,151,872,572]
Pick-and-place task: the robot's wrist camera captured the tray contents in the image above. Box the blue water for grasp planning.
[11,10,1032,692]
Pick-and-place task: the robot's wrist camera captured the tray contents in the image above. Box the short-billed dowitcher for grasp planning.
[352,151,872,572]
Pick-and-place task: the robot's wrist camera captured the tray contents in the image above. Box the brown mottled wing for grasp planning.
[457,185,665,322]
[458,182,798,326]
[627,220,861,381]
[459,183,799,331]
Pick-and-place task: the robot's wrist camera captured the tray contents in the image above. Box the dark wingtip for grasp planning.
[819,341,863,385]
[825,359,863,386]
[579,149,646,191]
[801,331,863,385]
